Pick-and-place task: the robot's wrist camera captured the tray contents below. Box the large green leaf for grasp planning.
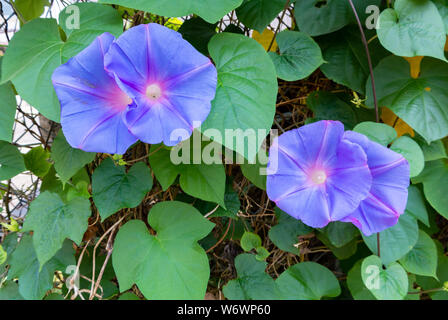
[149,143,226,207]
[92,158,153,221]
[294,0,381,36]
[0,142,26,181]
[362,213,419,265]
[23,146,51,178]
[99,0,243,23]
[268,207,313,255]
[399,230,438,278]
[223,253,278,300]
[1,3,123,121]
[203,33,278,161]
[361,255,408,300]
[276,262,341,300]
[112,201,214,299]
[51,131,96,184]
[413,159,448,219]
[353,121,397,146]
[178,17,217,56]
[269,30,324,81]
[390,136,425,177]
[347,260,376,300]
[319,27,389,94]
[433,0,448,33]
[0,281,24,300]
[377,0,446,61]
[416,245,448,300]
[416,137,447,161]
[8,235,75,300]
[320,221,359,248]
[22,192,90,268]
[366,56,448,143]
[236,0,285,32]
[14,0,49,21]
[0,56,17,143]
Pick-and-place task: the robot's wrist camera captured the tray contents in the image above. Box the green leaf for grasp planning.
[99,0,243,23]
[0,244,6,265]
[208,182,241,219]
[203,33,278,161]
[320,221,359,248]
[0,281,24,300]
[269,30,324,81]
[0,141,26,181]
[268,207,313,255]
[8,235,75,300]
[240,149,267,190]
[399,230,438,278]
[223,253,278,300]
[112,201,214,299]
[92,158,153,221]
[294,0,381,36]
[405,185,429,227]
[390,136,424,177]
[23,146,51,178]
[433,0,448,33]
[416,245,448,300]
[149,142,226,207]
[416,137,447,162]
[119,292,141,300]
[361,255,408,300]
[51,131,96,184]
[241,232,262,251]
[362,213,419,265]
[14,0,49,21]
[22,192,91,268]
[1,3,123,121]
[353,121,397,146]
[178,17,217,56]
[366,57,448,144]
[317,233,358,260]
[319,27,389,94]
[236,0,285,33]
[377,0,447,61]
[0,58,17,143]
[276,262,341,300]
[347,260,376,300]
[412,159,448,219]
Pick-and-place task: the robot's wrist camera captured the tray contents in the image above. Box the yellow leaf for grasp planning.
[403,56,423,79]
[1,217,20,232]
[0,244,6,265]
[381,107,415,138]
[445,36,448,51]
[252,29,278,52]
[164,17,183,31]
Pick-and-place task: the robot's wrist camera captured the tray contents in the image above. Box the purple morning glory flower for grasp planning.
[52,23,217,153]
[52,32,138,154]
[104,23,218,146]
[341,131,410,236]
[266,120,373,228]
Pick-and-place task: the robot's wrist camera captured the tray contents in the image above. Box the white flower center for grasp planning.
[146,84,162,101]
[311,170,327,185]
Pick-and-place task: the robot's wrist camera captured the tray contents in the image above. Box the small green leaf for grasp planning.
[361,255,408,300]
[320,221,359,248]
[390,136,425,177]
[366,56,448,144]
[203,33,278,161]
[378,0,446,61]
[8,235,75,300]
[399,230,438,278]
[99,0,243,23]
[353,121,397,146]
[223,253,278,300]
[0,141,26,181]
[92,158,153,221]
[269,30,324,81]
[268,207,313,255]
[347,260,376,300]
[51,131,96,184]
[362,213,419,265]
[23,146,51,178]
[22,192,91,268]
[241,232,262,252]
[276,262,341,300]
[416,137,447,162]
[112,201,214,299]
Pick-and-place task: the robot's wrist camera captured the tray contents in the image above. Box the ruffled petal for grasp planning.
[104,24,217,146]
[52,32,138,154]
[342,131,410,236]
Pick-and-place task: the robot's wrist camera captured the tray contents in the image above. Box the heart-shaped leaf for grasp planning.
[390,136,424,177]
[236,0,285,33]
[0,142,26,180]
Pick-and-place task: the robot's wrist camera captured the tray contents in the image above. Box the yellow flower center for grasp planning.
[146,84,162,101]
[311,170,327,185]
